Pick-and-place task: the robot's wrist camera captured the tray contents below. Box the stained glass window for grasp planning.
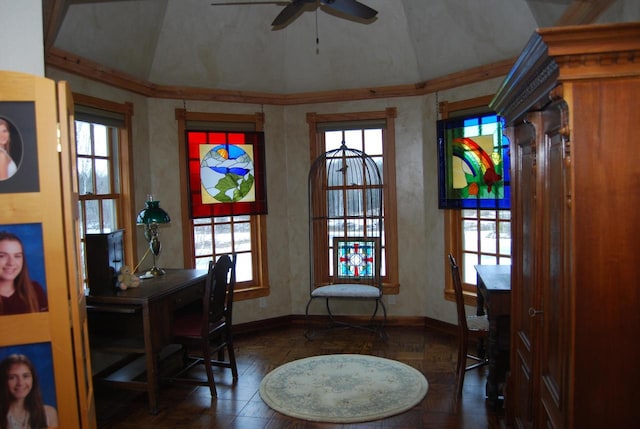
[437,113,510,209]
[186,131,267,218]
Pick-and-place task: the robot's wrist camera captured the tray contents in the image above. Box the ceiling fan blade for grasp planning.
[211,1,289,5]
[271,0,313,26]
[320,0,377,20]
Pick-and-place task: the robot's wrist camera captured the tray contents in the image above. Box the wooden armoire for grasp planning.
[491,23,640,429]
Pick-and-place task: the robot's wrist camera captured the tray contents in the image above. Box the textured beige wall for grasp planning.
[44,68,503,325]
[0,0,44,76]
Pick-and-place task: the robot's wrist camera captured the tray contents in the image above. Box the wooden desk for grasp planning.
[474,264,511,408]
[86,269,207,414]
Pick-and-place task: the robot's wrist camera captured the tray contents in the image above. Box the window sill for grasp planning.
[235,286,269,301]
[444,288,479,307]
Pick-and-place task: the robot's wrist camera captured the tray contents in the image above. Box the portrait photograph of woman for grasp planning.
[0,224,48,316]
[0,118,19,181]
[0,343,58,428]
[0,102,39,194]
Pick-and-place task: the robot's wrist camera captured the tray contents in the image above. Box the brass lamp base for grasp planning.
[146,266,165,277]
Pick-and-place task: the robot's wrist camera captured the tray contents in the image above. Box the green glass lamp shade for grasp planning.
[136,200,171,225]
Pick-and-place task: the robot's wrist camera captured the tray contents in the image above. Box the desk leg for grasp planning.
[486,315,499,408]
[476,284,486,317]
[142,304,160,414]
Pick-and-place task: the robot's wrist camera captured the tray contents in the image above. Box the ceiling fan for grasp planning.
[210,0,378,28]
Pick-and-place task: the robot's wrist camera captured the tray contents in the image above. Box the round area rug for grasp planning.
[259,354,429,423]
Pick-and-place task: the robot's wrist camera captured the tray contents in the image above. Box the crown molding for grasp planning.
[46,47,515,105]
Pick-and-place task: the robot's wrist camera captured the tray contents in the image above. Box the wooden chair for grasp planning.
[169,254,238,396]
[448,254,489,396]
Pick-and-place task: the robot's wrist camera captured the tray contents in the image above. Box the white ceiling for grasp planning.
[49,0,639,94]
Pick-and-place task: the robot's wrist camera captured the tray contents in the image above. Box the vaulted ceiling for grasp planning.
[42,0,637,103]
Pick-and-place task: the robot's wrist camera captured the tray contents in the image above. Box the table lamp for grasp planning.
[136,195,171,277]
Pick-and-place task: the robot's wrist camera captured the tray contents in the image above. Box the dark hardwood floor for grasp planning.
[93,325,502,429]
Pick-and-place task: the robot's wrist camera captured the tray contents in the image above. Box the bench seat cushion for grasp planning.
[311,284,381,299]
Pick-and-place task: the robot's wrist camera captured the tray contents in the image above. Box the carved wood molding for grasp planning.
[491,22,640,123]
[46,46,515,105]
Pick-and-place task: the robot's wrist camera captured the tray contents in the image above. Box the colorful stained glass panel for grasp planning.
[334,238,377,280]
[186,131,267,218]
[437,113,510,209]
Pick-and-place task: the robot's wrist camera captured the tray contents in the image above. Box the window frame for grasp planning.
[440,95,511,305]
[176,109,269,301]
[73,93,136,280]
[307,108,399,294]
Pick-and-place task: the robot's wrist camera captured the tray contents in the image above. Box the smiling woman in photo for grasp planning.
[0,354,58,428]
[0,232,47,315]
[0,119,17,181]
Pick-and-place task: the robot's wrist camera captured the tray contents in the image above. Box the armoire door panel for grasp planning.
[509,120,538,429]
[539,100,570,429]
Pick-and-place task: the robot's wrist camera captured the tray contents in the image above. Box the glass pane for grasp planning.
[77,157,93,195]
[194,217,211,225]
[346,219,364,236]
[214,216,231,224]
[499,210,511,220]
[234,215,250,222]
[85,200,100,233]
[364,129,383,155]
[366,217,380,236]
[328,219,344,240]
[327,165,344,187]
[95,158,111,194]
[110,131,121,193]
[234,222,251,252]
[500,237,512,256]
[327,190,344,217]
[370,156,383,182]
[195,256,211,271]
[463,252,478,285]
[499,257,512,265]
[462,220,478,252]
[345,189,363,216]
[498,222,511,256]
[214,223,232,253]
[78,201,85,236]
[75,122,92,155]
[343,129,363,151]
[366,190,381,217]
[94,124,109,157]
[101,199,117,232]
[480,221,497,253]
[480,254,497,265]
[235,252,253,282]
[325,131,343,151]
[480,210,496,220]
[194,225,212,256]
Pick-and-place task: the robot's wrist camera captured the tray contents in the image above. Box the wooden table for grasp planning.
[86,269,207,414]
[474,264,511,408]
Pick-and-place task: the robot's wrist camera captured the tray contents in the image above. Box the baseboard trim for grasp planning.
[233,315,456,336]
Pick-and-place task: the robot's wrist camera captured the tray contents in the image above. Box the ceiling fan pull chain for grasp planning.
[315,6,320,54]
